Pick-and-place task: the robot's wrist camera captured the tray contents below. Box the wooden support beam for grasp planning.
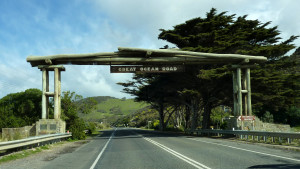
[231,65,257,69]
[232,71,237,116]
[243,70,248,116]
[246,68,252,115]
[54,68,59,119]
[46,71,49,119]
[38,65,65,71]
[42,69,47,119]
[58,70,62,119]
[237,68,242,116]
[45,92,55,96]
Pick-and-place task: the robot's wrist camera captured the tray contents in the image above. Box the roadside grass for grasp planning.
[0,145,49,164]
[0,139,79,164]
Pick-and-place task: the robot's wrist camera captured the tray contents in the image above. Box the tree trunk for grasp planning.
[202,102,212,129]
[190,99,201,131]
[159,103,165,131]
[184,105,191,129]
[190,105,197,131]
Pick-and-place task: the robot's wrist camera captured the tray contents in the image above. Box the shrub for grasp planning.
[70,118,86,140]
[153,120,160,130]
[87,122,97,134]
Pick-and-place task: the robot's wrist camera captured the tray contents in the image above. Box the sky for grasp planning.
[0,0,299,99]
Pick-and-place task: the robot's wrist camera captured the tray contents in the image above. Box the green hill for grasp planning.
[78,96,148,123]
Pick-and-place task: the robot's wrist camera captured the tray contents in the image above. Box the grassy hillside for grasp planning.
[78,96,148,123]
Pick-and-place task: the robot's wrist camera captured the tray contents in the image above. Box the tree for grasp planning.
[158,8,298,128]
[159,8,297,59]
[61,91,87,139]
[119,8,299,129]
[0,89,42,129]
[119,73,182,130]
[251,53,300,124]
[78,97,98,114]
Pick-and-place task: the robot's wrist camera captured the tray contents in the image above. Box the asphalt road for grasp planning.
[43,128,300,169]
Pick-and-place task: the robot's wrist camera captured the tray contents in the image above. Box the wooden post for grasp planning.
[246,68,252,116]
[237,68,242,116]
[46,70,49,119]
[54,68,59,119]
[58,70,62,119]
[243,69,248,116]
[232,71,237,116]
[42,69,47,119]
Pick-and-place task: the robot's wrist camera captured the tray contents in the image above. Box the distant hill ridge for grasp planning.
[78,96,148,123]
[89,96,118,103]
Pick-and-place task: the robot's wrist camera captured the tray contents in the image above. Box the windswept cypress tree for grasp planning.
[120,8,299,129]
[158,8,299,128]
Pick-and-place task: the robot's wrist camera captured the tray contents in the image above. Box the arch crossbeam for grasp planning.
[27,47,267,67]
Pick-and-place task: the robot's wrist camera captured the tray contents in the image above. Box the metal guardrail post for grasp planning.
[287,138,292,144]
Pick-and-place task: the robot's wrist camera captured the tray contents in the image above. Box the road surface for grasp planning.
[42,128,300,169]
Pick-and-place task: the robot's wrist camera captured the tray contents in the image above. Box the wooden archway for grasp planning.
[27,47,267,121]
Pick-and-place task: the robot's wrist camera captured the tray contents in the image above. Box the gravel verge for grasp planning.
[0,139,89,169]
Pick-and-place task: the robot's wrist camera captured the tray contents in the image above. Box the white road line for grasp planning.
[89,128,117,169]
[143,137,211,169]
[188,138,300,163]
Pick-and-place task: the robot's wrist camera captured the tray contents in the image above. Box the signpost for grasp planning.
[110,65,185,73]
[237,116,255,121]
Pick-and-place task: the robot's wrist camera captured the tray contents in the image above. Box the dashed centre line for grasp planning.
[143,137,211,169]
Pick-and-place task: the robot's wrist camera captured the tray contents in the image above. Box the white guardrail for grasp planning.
[188,129,300,144]
[0,133,72,151]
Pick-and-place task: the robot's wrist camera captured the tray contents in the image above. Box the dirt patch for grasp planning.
[0,139,90,169]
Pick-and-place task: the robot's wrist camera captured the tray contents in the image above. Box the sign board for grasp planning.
[110,65,185,73]
[238,116,255,121]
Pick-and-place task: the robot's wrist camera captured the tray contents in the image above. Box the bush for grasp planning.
[87,122,97,134]
[220,121,228,130]
[153,120,160,130]
[70,118,86,140]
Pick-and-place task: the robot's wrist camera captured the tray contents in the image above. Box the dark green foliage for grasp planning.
[0,89,42,129]
[69,118,86,140]
[159,8,298,59]
[120,8,299,130]
[158,8,299,128]
[261,111,274,123]
[61,91,94,140]
[77,97,98,114]
[252,56,300,124]
[87,122,97,134]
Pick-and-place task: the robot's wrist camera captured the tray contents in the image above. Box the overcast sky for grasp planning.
[0,0,299,99]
